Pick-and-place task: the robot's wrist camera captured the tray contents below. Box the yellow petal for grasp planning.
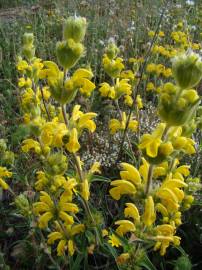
[120,163,141,186]
[124,203,140,222]
[47,232,63,244]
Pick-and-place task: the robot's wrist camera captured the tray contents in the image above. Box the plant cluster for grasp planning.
[1,14,202,269]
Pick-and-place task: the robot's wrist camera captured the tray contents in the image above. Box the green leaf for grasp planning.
[139,254,157,270]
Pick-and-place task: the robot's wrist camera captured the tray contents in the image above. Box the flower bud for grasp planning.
[64,16,87,43]
[22,33,35,60]
[0,139,7,153]
[56,40,84,70]
[105,42,119,60]
[172,51,202,89]
[45,153,68,175]
[15,194,30,217]
[23,33,34,45]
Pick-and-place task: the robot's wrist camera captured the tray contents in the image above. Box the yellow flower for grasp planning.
[33,190,78,228]
[148,31,155,37]
[18,77,32,88]
[154,224,180,255]
[48,222,84,256]
[108,234,122,247]
[77,112,97,133]
[21,139,41,154]
[158,31,165,37]
[68,68,96,97]
[116,253,130,265]
[109,112,138,134]
[65,128,80,153]
[163,68,172,78]
[109,163,141,200]
[17,59,29,71]
[80,179,90,201]
[146,63,156,73]
[120,70,135,81]
[103,54,124,78]
[115,220,136,236]
[146,82,155,91]
[139,123,166,158]
[120,163,141,186]
[89,162,101,174]
[156,176,188,213]
[124,95,133,107]
[102,229,109,237]
[136,95,143,109]
[99,82,113,97]
[0,167,12,190]
[142,196,156,226]
[124,203,140,223]
[115,78,132,98]
[109,179,136,200]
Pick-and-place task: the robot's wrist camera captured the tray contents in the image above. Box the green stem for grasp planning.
[145,164,154,195]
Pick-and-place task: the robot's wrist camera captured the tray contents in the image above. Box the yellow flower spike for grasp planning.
[108,234,122,247]
[120,163,141,186]
[80,179,90,201]
[66,128,80,153]
[47,232,63,244]
[115,220,136,236]
[38,212,53,228]
[57,239,67,256]
[109,180,136,200]
[124,203,140,223]
[142,196,156,226]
